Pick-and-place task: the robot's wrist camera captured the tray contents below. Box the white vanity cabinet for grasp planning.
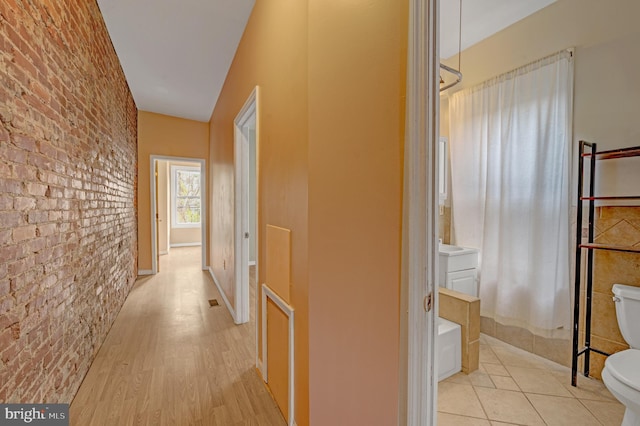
[438,244,479,297]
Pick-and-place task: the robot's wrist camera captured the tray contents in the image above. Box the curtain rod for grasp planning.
[440,63,462,92]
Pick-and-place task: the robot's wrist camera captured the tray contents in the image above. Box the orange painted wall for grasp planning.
[138,111,210,271]
[209,0,407,423]
[209,0,309,422]
[307,0,407,424]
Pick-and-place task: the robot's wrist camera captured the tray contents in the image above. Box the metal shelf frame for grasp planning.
[571,140,640,386]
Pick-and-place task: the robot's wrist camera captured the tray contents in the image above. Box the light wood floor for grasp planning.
[70,247,285,426]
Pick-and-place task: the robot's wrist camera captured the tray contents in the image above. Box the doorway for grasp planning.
[150,155,207,275]
[233,87,259,326]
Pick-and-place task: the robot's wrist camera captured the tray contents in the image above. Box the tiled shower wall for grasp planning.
[585,206,640,378]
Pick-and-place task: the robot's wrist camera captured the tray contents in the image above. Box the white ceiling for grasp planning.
[97,0,255,122]
[440,0,557,59]
[97,0,556,123]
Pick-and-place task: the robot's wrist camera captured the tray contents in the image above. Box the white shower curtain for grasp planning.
[449,50,573,337]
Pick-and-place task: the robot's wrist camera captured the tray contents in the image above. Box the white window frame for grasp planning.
[170,165,202,229]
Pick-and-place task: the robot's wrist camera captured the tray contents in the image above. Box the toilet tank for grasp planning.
[612,284,640,349]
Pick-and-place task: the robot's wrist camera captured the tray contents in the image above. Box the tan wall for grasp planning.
[209,0,310,422]
[307,0,407,424]
[138,111,209,271]
[209,0,407,423]
[170,227,201,245]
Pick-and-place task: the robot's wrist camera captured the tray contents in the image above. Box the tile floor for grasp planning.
[438,334,625,426]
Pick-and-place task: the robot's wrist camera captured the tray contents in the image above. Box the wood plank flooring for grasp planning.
[70,247,285,426]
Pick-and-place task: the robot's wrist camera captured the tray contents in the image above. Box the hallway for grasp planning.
[70,247,285,425]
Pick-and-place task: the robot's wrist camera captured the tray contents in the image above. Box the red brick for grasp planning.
[0,296,15,315]
[0,211,22,228]
[12,225,36,242]
[30,80,51,103]
[0,194,13,210]
[26,237,46,253]
[11,133,38,152]
[0,126,9,142]
[0,328,13,351]
[11,163,37,181]
[13,196,36,210]
[0,279,9,297]
[24,182,47,196]
[0,230,11,246]
[37,223,57,237]
[0,246,20,264]
[27,210,48,223]
[3,145,28,164]
[0,0,137,403]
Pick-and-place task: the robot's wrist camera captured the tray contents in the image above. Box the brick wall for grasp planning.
[0,0,138,402]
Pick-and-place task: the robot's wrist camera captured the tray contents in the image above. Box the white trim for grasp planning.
[261,284,295,426]
[159,251,169,256]
[400,0,438,424]
[256,359,264,378]
[208,267,237,321]
[170,242,202,248]
[248,261,256,266]
[170,165,202,229]
[138,269,154,276]
[150,155,208,274]
[233,87,259,326]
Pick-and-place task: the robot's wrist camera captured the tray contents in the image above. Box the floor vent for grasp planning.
[208,299,219,307]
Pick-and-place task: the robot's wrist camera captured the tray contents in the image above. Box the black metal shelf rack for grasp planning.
[571,141,640,386]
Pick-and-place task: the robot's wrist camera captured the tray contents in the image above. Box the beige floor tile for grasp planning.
[469,371,496,388]
[483,363,509,376]
[437,412,491,426]
[480,345,501,364]
[526,393,600,426]
[490,376,520,391]
[491,346,549,369]
[444,371,471,385]
[564,382,616,402]
[581,399,626,425]
[505,365,572,397]
[440,334,623,426]
[438,382,487,418]
[474,388,544,425]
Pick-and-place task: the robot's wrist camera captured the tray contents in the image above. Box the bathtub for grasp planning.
[438,317,461,381]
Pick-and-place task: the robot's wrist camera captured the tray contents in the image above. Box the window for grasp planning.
[171,166,201,228]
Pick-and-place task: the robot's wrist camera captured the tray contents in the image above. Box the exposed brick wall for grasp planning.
[0,0,138,402]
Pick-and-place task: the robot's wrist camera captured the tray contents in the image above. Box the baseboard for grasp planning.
[249,260,256,266]
[159,250,168,255]
[138,269,154,276]
[170,242,202,248]
[208,267,237,322]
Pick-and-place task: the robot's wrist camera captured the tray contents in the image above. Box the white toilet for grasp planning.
[602,284,640,426]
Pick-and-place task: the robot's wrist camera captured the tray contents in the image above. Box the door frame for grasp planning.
[149,155,207,274]
[233,86,259,325]
[400,0,439,424]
